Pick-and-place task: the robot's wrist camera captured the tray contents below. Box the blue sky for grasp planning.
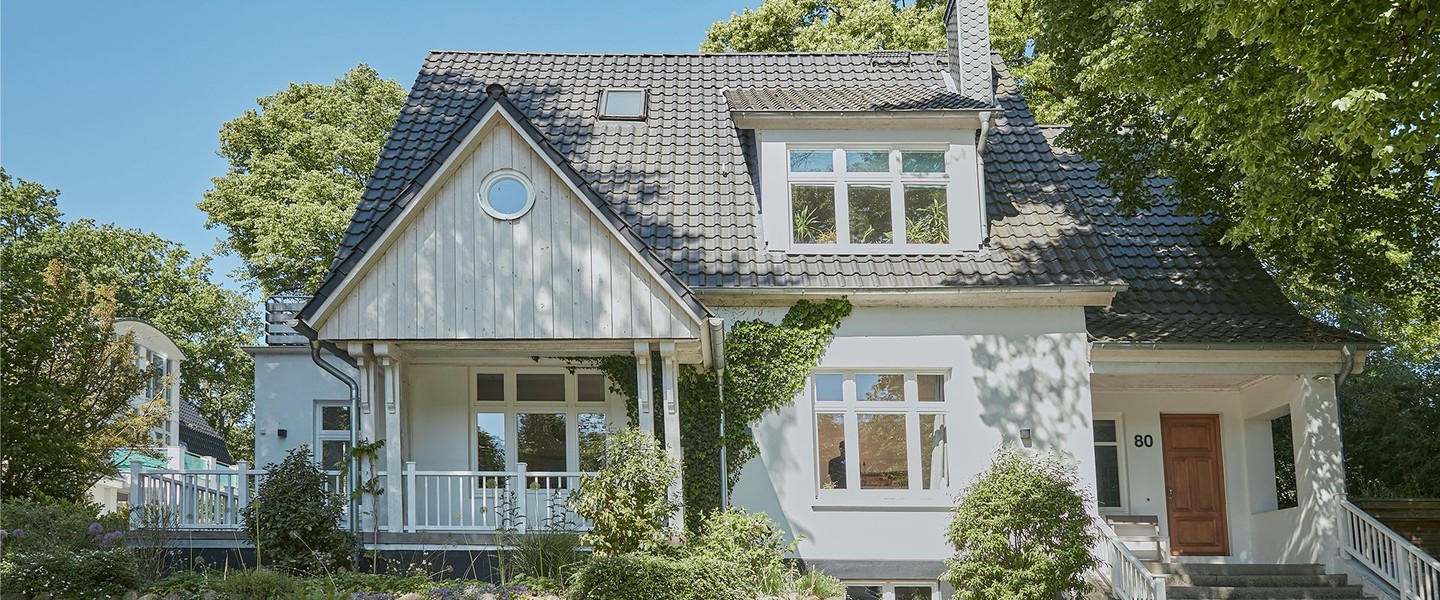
[2,0,745,291]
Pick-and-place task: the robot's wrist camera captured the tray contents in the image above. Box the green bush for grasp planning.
[943,445,1099,600]
[143,570,214,599]
[569,553,746,600]
[0,547,139,597]
[243,445,357,574]
[0,497,111,553]
[685,508,792,596]
[506,529,584,583]
[569,427,679,556]
[305,570,432,595]
[208,568,298,600]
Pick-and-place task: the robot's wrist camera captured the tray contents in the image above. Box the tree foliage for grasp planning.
[0,260,166,500]
[943,446,1098,600]
[1032,0,1440,357]
[2,169,260,463]
[199,64,407,297]
[569,427,679,556]
[243,446,356,574]
[1339,351,1440,498]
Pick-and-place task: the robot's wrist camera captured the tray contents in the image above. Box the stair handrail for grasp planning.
[1095,518,1168,600]
[1341,499,1440,600]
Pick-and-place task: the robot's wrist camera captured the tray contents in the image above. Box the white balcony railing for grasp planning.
[1095,518,1168,600]
[1342,499,1440,600]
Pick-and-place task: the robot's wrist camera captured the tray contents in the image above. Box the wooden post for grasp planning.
[404,461,417,533]
[633,343,654,434]
[516,462,529,534]
[659,342,684,531]
[129,459,143,529]
[236,461,250,527]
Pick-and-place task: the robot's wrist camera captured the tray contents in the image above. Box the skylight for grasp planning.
[599,89,647,120]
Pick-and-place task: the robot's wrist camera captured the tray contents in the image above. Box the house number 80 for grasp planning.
[1134,434,1154,448]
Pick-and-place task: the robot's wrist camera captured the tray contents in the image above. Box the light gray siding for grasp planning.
[319,120,699,341]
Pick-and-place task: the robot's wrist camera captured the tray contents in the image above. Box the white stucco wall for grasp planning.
[723,305,1097,563]
[249,347,355,469]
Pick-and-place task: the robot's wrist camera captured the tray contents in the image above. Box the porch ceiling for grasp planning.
[388,339,705,363]
[1091,372,1270,391]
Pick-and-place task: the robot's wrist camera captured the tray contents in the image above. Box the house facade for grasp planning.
[194,1,1440,598]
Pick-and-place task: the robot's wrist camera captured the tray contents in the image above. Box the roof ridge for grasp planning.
[425,49,945,57]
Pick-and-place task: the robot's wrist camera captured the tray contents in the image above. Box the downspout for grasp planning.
[306,335,362,566]
[707,318,729,509]
[1335,344,1357,388]
[976,111,993,154]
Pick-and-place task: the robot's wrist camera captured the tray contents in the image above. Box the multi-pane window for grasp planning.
[844,582,938,600]
[814,372,948,494]
[473,370,612,475]
[316,403,352,473]
[789,148,950,248]
[1093,417,1126,510]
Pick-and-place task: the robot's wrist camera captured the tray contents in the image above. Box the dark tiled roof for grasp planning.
[1036,127,1376,345]
[725,85,991,112]
[314,51,1120,302]
[179,402,233,465]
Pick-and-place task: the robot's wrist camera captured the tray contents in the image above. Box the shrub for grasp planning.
[0,547,139,597]
[943,445,1099,600]
[144,570,214,599]
[307,571,433,595]
[506,529,584,583]
[243,445,357,574]
[685,508,792,596]
[569,553,746,600]
[0,496,109,553]
[208,568,298,600]
[569,428,679,556]
[792,568,844,599]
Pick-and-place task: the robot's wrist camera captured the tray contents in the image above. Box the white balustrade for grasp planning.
[1342,500,1440,600]
[129,461,262,530]
[1096,519,1168,600]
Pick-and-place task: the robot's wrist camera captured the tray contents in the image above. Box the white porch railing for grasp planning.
[1342,499,1440,600]
[129,460,592,534]
[1095,519,1168,600]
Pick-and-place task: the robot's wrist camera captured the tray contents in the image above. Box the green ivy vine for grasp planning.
[564,298,852,531]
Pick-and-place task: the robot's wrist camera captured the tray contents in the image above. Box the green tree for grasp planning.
[1339,351,1440,498]
[2,171,260,463]
[701,0,1064,121]
[199,64,407,297]
[0,168,61,246]
[1032,0,1440,358]
[570,427,679,556]
[0,260,166,500]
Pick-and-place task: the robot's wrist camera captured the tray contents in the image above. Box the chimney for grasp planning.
[945,0,994,105]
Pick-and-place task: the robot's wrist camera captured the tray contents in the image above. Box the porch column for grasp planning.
[1295,375,1345,568]
[659,342,684,530]
[348,343,378,532]
[377,345,405,533]
[634,342,655,434]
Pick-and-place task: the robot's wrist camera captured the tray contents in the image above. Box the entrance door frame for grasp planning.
[1160,412,1231,556]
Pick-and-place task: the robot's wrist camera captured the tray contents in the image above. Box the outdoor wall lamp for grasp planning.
[276,428,287,439]
[1019,427,1033,447]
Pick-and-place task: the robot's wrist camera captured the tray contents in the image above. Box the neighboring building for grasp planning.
[162,1,1436,598]
[90,319,233,512]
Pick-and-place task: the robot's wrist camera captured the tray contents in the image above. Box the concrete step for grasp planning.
[1148,563,1326,576]
[1167,574,1352,588]
[1165,585,1369,599]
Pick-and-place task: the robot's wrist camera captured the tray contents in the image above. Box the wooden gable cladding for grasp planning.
[318,117,700,341]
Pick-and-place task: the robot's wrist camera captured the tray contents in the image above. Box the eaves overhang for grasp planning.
[731,109,993,131]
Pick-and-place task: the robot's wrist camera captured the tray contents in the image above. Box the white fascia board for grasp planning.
[733,111,987,131]
[1090,345,1368,375]
[694,285,1122,308]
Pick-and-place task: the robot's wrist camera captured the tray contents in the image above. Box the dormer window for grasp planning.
[787,148,951,248]
[598,89,646,120]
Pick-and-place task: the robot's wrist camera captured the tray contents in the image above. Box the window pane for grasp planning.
[476,374,505,402]
[792,185,837,244]
[486,176,529,215]
[896,586,935,600]
[579,413,607,471]
[601,90,645,118]
[1093,419,1117,443]
[1095,445,1122,508]
[817,413,847,489]
[320,440,350,472]
[904,185,948,244]
[920,414,947,490]
[845,150,889,172]
[917,374,944,402]
[848,186,893,244]
[902,151,945,172]
[476,412,507,471]
[846,585,882,600]
[321,406,351,431]
[516,374,565,401]
[858,414,908,489]
[578,374,607,402]
[815,374,843,402]
[790,150,833,172]
[855,373,904,402]
[517,413,567,472]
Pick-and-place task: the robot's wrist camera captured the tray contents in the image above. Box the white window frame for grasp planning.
[314,400,352,473]
[842,581,940,600]
[477,169,535,221]
[1093,412,1130,513]
[468,367,617,474]
[597,88,648,120]
[787,146,954,251]
[812,370,951,501]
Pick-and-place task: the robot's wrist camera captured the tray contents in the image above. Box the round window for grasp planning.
[478,171,534,220]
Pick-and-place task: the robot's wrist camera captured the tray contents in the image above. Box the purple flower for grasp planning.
[0,529,9,539]
[11,529,22,538]
[89,522,105,533]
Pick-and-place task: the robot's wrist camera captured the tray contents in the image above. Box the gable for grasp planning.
[314,111,702,341]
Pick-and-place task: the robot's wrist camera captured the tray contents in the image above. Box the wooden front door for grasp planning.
[1161,413,1230,556]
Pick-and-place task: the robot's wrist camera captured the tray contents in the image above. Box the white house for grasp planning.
[190,1,1440,598]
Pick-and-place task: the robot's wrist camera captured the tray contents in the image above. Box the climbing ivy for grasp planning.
[567,298,852,531]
